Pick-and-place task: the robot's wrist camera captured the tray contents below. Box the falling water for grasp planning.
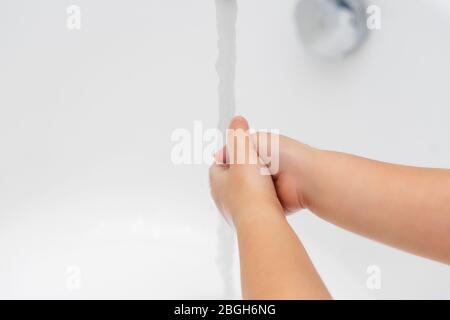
[215,0,237,298]
[215,0,237,134]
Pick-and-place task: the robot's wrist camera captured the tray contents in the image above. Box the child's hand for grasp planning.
[209,116,283,227]
[211,117,332,299]
[251,130,450,264]
[250,133,317,213]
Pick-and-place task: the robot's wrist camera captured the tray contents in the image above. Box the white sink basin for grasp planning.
[0,0,449,299]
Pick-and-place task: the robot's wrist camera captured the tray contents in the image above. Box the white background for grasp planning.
[0,0,449,299]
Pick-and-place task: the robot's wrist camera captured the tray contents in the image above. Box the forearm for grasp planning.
[301,148,450,264]
[234,204,331,300]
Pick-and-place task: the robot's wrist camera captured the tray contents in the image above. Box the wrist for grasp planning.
[232,200,285,231]
[291,142,321,210]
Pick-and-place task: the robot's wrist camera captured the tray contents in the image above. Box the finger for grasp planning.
[208,162,228,209]
[213,115,249,165]
[226,116,258,167]
[251,132,280,177]
[229,115,250,132]
[213,145,228,165]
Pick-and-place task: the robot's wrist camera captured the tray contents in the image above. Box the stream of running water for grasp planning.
[214,0,238,298]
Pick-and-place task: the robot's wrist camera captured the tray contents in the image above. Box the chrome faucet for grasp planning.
[295,0,368,59]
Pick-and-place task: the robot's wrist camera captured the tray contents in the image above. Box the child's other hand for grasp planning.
[209,116,283,227]
[250,132,316,214]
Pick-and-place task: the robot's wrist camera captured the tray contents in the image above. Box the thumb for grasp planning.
[229,115,249,131]
[226,116,259,168]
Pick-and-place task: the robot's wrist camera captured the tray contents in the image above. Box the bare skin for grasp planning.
[209,116,331,300]
[210,116,450,299]
[245,132,450,265]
